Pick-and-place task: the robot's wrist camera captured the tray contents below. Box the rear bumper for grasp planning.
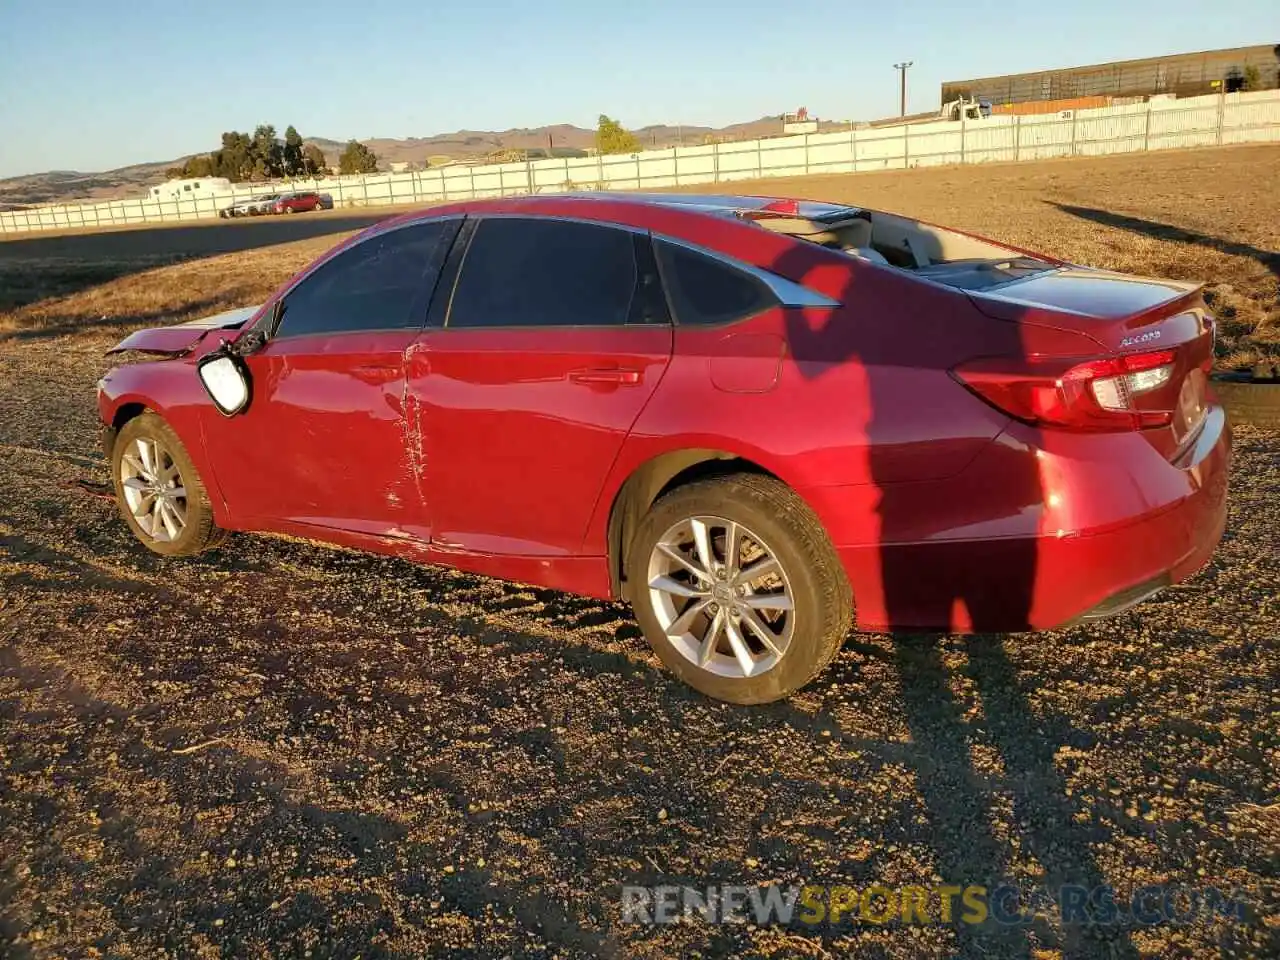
[811,406,1231,633]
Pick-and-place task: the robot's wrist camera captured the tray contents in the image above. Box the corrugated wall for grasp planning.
[943,45,1280,105]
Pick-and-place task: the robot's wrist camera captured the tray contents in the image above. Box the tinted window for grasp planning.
[448,218,638,328]
[655,240,775,326]
[274,220,458,338]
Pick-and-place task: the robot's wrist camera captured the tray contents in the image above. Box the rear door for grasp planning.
[410,216,673,556]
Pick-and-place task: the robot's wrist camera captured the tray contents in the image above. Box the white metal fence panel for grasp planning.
[3,91,1279,234]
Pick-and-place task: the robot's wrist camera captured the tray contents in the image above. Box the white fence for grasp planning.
[3,89,1278,235]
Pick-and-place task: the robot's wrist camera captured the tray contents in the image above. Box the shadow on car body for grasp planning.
[762,238,1133,957]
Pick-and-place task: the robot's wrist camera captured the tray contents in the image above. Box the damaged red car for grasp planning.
[97,193,1229,703]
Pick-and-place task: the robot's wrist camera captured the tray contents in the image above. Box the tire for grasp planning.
[626,473,853,704]
[111,412,228,557]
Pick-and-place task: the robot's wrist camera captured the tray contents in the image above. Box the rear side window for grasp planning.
[274,219,459,338]
[448,218,638,328]
[655,240,775,326]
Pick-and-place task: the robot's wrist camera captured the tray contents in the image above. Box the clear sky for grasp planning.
[0,0,1275,178]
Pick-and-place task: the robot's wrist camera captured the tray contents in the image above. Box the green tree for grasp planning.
[338,140,379,174]
[1242,65,1262,91]
[282,125,305,177]
[185,154,215,178]
[251,124,283,179]
[302,143,329,176]
[161,124,328,184]
[214,131,253,181]
[595,115,641,155]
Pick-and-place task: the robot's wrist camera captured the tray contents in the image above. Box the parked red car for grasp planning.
[271,191,328,214]
[97,193,1229,703]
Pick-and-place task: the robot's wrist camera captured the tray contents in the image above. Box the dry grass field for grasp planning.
[1,145,1278,959]
[3,143,1278,367]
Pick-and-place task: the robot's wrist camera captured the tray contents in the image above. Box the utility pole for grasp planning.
[893,62,913,117]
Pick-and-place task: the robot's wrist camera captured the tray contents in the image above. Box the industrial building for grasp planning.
[942,44,1280,108]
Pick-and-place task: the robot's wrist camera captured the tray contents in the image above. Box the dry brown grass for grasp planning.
[1,144,1277,364]
[0,240,334,341]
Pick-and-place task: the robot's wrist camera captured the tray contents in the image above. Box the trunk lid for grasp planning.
[966,266,1202,326]
[961,267,1215,456]
[105,305,262,356]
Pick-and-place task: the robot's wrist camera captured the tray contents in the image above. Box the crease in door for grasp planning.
[396,343,429,538]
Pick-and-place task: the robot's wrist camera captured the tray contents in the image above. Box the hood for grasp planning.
[105,305,262,356]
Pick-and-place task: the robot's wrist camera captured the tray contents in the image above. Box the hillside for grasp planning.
[0,158,190,209]
[0,115,846,208]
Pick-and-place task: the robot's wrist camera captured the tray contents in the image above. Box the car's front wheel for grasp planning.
[111,412,227,557]
[627,474,852,704]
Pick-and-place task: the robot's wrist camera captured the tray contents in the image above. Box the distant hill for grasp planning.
[0,158,192,209]
[0,115,848,208]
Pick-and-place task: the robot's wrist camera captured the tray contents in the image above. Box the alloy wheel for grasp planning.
[119,436,188,542]
[646,515,795,678]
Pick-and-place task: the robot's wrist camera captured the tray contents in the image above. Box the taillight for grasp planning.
[952,349,1180,431]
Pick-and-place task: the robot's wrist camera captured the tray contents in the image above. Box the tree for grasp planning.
[282,125,305,177]
[184,154,215,178]
[302,143,329,176]
[215,131,253,182]
[595,115,640,155]
[338,140,379,174]
[158,124,336,183]
[1243,65,1262,92]
[251,124,283,179]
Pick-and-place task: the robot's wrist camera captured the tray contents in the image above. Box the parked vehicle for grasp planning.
[940,95,992,121]
[220,194,279,218]
[153,177,234,203]
[272,192,326,215]
[97,193,1230,704]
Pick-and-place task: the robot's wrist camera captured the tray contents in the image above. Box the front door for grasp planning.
[411,216,673,556]
[201,218,461,538]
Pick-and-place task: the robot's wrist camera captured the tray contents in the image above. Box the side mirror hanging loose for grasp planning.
[197,340,252,416]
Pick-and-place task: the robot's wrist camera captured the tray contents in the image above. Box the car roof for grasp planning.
[549,191,861,222]
[384,192,863,235]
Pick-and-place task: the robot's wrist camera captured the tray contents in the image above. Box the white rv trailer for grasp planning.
[148,177,234,202]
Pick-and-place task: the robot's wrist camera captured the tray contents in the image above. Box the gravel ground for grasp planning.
[2,151,1279,958]
[1,320,1277,960]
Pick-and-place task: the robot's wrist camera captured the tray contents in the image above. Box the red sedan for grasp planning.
[271,191,326,214]
[97,193,1229,703]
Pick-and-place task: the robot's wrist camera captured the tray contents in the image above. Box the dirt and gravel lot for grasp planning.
[1,145,1278,959]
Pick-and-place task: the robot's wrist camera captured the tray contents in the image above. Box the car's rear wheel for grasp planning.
[112,412,227,557]
[627,474,852,704]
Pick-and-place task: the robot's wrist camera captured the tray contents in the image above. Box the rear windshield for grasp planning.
[741,210,1053,292]
[911,257,1052,290]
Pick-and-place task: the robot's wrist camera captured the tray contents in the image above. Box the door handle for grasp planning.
[568,367,642,385]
